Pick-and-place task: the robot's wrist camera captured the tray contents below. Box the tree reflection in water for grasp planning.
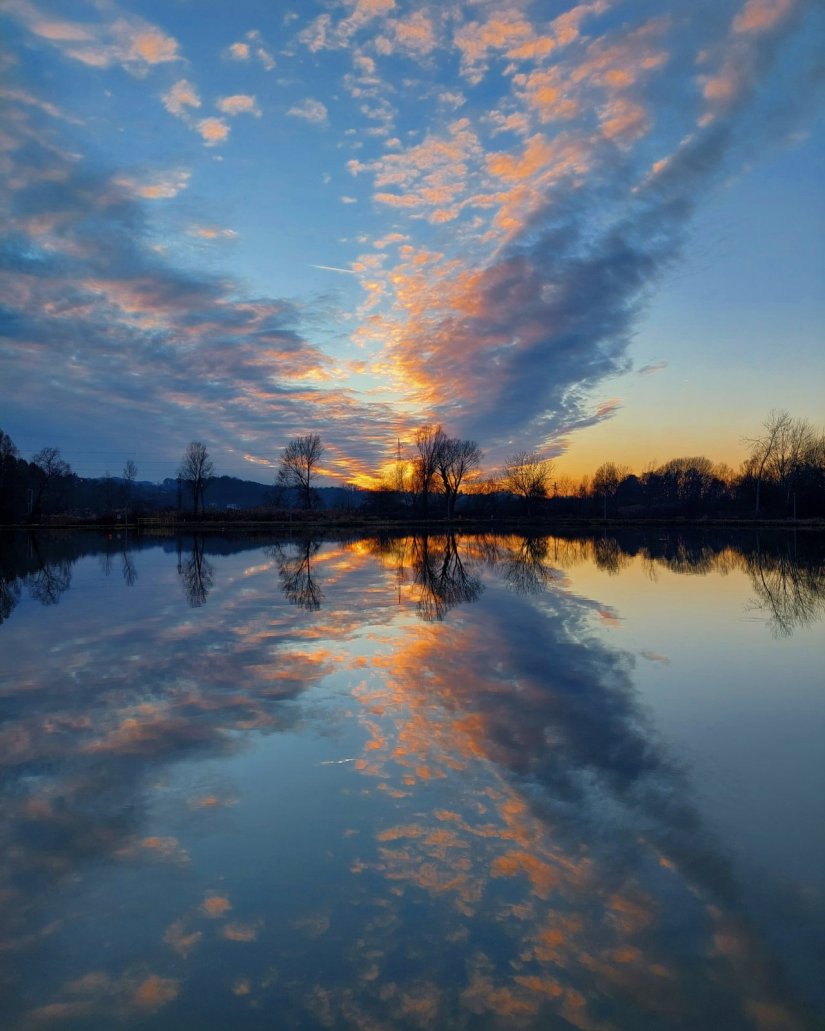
[270,539,324,611]
[178,536,214,608]
[503,535,558,595]
[0,529,822,639]
[0,571,21,624]
[411,534,483,622]
[27,537,72,607]
[746,538,825,636]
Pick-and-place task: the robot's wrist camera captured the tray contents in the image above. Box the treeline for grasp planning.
[1,410,823,526]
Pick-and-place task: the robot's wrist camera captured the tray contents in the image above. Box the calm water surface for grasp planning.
[0,530,823,1030]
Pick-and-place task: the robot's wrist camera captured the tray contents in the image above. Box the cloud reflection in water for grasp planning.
[0,530,821,1028]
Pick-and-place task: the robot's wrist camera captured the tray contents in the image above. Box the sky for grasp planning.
[1,0,823,487]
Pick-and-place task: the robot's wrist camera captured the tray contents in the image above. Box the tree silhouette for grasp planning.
[746,411,822,517]
[503,451,552,514]
[277,434,324,510]
[413,424,447,517]
[122,459,138,518]
[31,446,70,518]
[436,437,482,519]
[179,442,214,517]
[592,462,630,517]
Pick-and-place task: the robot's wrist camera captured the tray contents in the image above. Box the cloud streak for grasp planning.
[0,85,403,474]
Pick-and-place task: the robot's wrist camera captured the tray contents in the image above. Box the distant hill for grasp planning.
[148,476,364,511]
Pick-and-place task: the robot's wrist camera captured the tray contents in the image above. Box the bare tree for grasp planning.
[592,462,630,517]
[746,410,792,516]
[31,446,70,518]
[743,411,821,516]
[436,437,482,519]
[122,459,137,519]
[413,424,447,516]
[277,434,324,510]
[502,451,552,514]
[179,441,214,517]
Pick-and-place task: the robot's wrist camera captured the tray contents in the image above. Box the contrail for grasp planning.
[310,264,357,274]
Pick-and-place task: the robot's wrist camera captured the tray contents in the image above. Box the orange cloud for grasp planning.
[132,975,179,1011]
[114,168,191,200]
[201,893,232,918]
[163,919,203,957]
[733,0,797,35]
[162,79,201,117]
[600,97,650,143]
[196,117,230,146]
[217,94,261,117]
[223,921,260,941]
[389,11,436,55]
[129,28,179,65]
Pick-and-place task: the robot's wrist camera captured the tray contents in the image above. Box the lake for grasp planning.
[0,529,823,1030]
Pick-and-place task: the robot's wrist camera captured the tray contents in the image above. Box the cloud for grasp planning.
[299,0,396,51]
[196,117,230,146]
[1,0,822,479]
[385,11,436,56]
[217,94,261,117]
[162,79,201,118]
[453,2,610,85]
[0,85,82,124]
[341,1,823,462]
[697,0,804,123]
[638,361,667,376]
[188,224,238,240]
[287,98,329,125]
[161,83,241,146]
[227,41,250,60]
[245,28,276,70]
[733,0,797,36]
[225,28,276,69]
[5,2,181,75]
[114,168,192,200]
[126,25,179,66]
[0,84,408,478]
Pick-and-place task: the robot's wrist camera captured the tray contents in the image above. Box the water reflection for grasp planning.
[410,534,484,621]
[177,536,215,608]
[2,529,823,636]
[269,539,324,611]
[746,542,825,637]
[502,535,559,594]
[0,530,822,1028]
[97,534,139,587]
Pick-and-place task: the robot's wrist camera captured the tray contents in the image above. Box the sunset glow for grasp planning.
[1,1,822,483]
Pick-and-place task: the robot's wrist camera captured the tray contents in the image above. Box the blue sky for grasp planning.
[1,0,823,485]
